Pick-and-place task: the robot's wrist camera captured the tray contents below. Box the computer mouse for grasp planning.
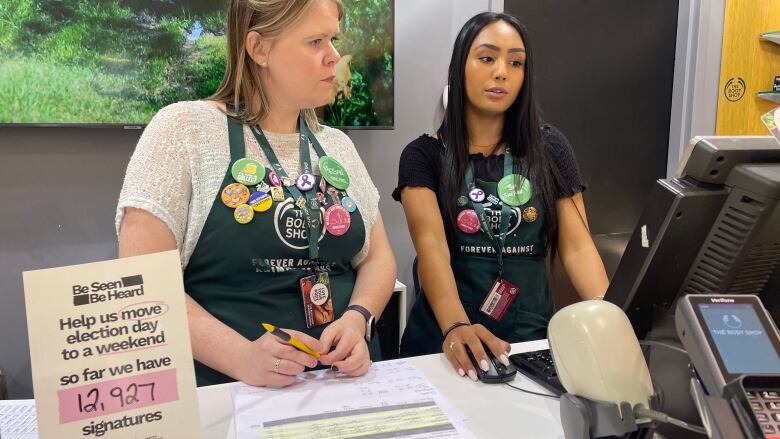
[465,344,517,384]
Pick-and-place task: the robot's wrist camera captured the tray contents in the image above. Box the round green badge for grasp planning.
[318,156,350,190]
[497,174,532,206]
[231,158,266,186]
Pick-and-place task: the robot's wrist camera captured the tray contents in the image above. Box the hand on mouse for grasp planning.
[442,323,511,381]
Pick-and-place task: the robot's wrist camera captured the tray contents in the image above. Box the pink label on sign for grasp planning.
[457,209,480,234]
[57,368,179,424]
[325,205,351,236]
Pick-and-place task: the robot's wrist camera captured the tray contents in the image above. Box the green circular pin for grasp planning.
[497,174,532,206]
[319,156,350,190]
[231,158,265,186]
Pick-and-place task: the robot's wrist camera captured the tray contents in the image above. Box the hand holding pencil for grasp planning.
[233,324,322,388]
[262,323,321,359]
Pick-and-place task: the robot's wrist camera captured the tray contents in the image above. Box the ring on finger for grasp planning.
[449,341,456,351]
[272,358,281,374]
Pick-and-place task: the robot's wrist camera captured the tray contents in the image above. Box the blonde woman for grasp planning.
[117,0,396,388]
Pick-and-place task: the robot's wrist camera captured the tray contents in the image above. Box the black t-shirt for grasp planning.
[392,124,586,202]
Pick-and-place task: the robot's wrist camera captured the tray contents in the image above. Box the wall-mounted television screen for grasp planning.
[0,0,394,128]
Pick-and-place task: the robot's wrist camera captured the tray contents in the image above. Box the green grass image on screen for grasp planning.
[0,0,394,127]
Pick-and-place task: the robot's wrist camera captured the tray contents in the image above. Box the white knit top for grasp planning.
[115,100,379,268]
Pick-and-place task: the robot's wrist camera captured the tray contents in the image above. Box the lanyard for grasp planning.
[251,117,327,266]
[464,148,513,277]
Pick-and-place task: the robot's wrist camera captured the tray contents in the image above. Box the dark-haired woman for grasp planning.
[394,12,609,380]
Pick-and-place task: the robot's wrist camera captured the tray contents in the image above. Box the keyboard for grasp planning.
[509,348,566,396]
[745,388,780,438]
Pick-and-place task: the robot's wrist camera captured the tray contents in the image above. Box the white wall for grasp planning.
[0,129,137,399]
[667,0,725,176]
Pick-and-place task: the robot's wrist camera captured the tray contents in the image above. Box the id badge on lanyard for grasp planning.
[464,148,528,322]
[301,271,333,328]
[252,118,338,328]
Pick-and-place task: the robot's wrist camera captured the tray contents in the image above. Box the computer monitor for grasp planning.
[605,136,780,339]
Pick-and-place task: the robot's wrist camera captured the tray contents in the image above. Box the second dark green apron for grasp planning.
[400,156,555,357]
[184,115,376,386]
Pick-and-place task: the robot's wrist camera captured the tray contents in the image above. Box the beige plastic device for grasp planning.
[549,300,654,418]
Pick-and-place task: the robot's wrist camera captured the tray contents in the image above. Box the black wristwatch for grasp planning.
[345,304,376,343]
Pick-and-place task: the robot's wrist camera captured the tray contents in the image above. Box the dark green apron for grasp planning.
[184,115,376,386]
[400,155,555,357]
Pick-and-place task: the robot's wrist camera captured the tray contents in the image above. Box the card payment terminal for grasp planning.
[676,294,780,438]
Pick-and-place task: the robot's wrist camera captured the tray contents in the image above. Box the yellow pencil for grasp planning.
[262,322,321,359]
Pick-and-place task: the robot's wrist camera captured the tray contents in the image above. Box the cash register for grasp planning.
[512,136,780,437]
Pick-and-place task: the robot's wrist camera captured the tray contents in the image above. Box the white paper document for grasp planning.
[0,399,38,439]
[231,359,474,438]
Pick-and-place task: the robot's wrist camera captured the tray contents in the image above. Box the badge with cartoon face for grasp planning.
[221,183,250,208]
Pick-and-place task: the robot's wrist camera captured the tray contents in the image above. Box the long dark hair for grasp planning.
[438,12,564,256]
